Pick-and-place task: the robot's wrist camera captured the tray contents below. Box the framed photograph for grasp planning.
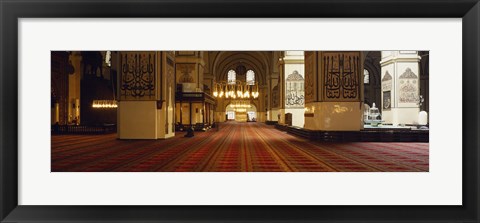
[1,0,479,222]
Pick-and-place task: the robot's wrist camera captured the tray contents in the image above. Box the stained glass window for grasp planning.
[228,69,236,84]
[364,69,370,84]
[246,70,255,85]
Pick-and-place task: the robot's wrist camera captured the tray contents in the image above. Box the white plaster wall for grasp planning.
[389,108,421,126]
[382,111,393,125]
[381,51,420,126]
[381,51,394,60]
[285,108,305,127]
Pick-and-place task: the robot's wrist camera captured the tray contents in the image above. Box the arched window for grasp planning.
[228,69,236,84]
[364,69,370,84]
[246,70,255,85]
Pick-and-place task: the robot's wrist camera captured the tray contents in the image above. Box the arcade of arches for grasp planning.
[51,51,429,172]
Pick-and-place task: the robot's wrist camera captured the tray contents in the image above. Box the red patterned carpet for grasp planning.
[51,122,429,172]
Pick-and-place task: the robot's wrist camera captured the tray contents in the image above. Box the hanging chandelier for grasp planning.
[212,80,259,99]
[231,100,252,108]
[233,100,251,112]
[92,100,118,108]
[227,100,252,113]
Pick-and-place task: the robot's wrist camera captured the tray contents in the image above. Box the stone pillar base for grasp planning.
[118,101,175,140]
[304,102,363,131]
[383,107,420,126]
[157,101,175,139]
[118,101,158,139]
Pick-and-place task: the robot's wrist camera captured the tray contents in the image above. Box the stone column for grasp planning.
[304,51,364,131]
[117,51,175,139]
[268,52,282,122]
[283,51,305,127]
[277,54,286,124]
[68,52,82,124]
[380,51,421,126]
[257,85,268,122]
[157,52,176,138]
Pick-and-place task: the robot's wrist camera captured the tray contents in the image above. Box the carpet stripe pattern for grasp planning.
[52,122,429,172]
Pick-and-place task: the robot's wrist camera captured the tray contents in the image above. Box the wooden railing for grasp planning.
[265,121,278,125]
[51,124,116,135]
[175,123,211,132]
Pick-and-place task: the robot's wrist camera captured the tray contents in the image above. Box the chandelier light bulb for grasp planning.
[212,80,259,99]
[92,100,118,109]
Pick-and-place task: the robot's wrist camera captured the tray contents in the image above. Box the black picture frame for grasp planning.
[1,0,479,222]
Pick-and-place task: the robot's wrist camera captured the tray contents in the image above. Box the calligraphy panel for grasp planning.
[304,51,316,103]
[285,70,305,108]
[119,52,157,100]
[322,52,361,101]
[398,68,419,104]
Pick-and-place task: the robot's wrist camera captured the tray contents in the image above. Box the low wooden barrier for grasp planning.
[51,124,116,135]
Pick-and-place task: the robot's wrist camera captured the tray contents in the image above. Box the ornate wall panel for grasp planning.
[381,71,393,110]
[120,52,157,100]
[176,63,196,83]
[285,70,305,108]
[398,68,419,104]
[304,51,315,103]
[383,91,391,110]
[322,52,361,101]
[382,71,393,91]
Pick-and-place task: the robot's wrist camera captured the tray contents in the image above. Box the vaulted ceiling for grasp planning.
[209,51,274,85]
